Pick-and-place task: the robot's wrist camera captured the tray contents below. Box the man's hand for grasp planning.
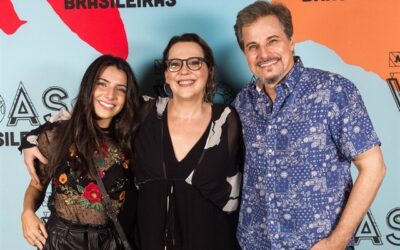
[23,147,48,184]
[312,146,386,250]
[310,237,347,250]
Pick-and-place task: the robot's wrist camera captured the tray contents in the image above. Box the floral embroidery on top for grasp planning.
[58,173,68,184]
[82,182,102,203]
[51,143,129,213]
[96,143,128,171]
[58,180,104,212]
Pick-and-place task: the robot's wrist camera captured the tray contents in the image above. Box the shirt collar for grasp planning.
[282,56,304,93]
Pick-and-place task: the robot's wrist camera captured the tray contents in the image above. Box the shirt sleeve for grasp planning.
[18,121,51,152]
[18,109,72,152]
[328,77,381,160]
[222,108,244,212]
[35,126,57,186]
[191,107,244,213]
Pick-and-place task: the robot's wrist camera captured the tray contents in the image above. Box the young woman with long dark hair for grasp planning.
[21,55,141,250]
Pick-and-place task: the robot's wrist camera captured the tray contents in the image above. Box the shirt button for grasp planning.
[268,125,272,130]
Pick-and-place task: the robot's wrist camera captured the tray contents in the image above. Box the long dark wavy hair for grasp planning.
[46,55,141,178]
[162,33,216,103]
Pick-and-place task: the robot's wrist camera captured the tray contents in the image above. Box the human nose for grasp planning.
[258,45,270,58]
[104,86,116,99]
[179,60,190,74]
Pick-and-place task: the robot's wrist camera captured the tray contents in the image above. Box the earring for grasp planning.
[163,83,173,98]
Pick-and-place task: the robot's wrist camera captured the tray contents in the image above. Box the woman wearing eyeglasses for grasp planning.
[19,33,243,250]
[133,33,243,250]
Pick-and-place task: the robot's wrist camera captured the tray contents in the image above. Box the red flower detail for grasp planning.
[53,178,60,186]
[101,144,109,156]
[98,170,105,179]
[120,153,126,161]
[82,182,102,203]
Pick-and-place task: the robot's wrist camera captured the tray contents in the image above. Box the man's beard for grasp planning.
[257,60,285,86]
[259,75,281,86]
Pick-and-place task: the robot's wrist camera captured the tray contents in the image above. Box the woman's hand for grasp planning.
[23,147,48,184]
[21,210,48,250]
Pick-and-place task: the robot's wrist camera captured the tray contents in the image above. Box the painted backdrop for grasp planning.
[1,0,399,249]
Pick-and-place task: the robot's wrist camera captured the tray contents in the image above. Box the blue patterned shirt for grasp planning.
[233,57,380,250]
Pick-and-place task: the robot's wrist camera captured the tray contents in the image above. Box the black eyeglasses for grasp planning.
[165,57,206,72]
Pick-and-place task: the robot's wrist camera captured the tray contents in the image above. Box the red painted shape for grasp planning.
[0,0,27,35]
[47,0,129,59]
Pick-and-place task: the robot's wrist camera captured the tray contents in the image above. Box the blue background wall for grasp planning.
[1,1,399,249]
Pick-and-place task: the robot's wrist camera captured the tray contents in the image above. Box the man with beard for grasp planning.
[232,1,386,250]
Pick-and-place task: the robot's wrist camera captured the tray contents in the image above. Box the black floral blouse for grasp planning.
[31,123,131,225]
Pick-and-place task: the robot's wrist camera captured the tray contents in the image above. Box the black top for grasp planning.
[133,97,243,250]
[19,121,137,241]
[33,122,132,225]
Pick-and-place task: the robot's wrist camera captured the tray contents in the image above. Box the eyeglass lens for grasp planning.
[167,57,204,72]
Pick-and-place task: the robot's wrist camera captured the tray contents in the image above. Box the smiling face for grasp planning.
[164,41,209,102]
[92,65,127,128]
[242,15,295,87]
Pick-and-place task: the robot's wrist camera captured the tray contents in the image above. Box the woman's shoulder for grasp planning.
[211,104,242,136]
[37,121,63,144]
[211,104,238,119]
[138,96,169,122]
[25,121,60,146]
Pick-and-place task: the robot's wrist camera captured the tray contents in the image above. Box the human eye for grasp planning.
[246,43,258,51]
[168,59,182,71]
[267,36,281,46]
[268,39,278,44]
[116,85,127,93]
[188,58,202,67]
[96,80,108,87]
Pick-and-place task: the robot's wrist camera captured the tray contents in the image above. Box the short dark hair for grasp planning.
[234,0,293,51]
[162,33,216,103]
